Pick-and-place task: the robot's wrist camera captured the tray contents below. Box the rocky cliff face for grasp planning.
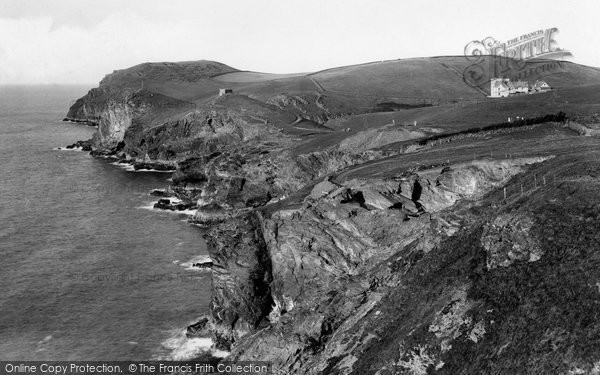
[68,87,194,150]
[65,59,600,373]
[65,60,239,150]
[199,151,600,374]
[202,159,535,353]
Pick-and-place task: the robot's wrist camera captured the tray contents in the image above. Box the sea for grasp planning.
[0,85,217,361]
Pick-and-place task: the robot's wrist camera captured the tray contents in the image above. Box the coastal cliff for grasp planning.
[203,145,600,374]
[66,57,600,373]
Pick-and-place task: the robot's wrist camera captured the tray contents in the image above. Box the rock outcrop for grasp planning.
[203,213,273,350]
[200,152,600,374]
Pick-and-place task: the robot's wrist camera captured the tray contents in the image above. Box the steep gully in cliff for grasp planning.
[198,142,600,375]
[190,155,553,364]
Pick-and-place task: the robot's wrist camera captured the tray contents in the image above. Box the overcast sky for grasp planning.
[0,0,597,84]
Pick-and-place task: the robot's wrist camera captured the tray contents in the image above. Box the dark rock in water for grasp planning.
[65,140,93,151]
[172,187,203,202]
[193,260,213,269]
[150,189,174,198]
[154,199,172,210]
[186,317,210,338]
[88,142,126,158]
[90,148,117,158]
[62,117,98,126]
[153,198,196,211]
[174,203,191,211]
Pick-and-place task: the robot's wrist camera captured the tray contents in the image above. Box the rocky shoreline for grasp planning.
[61,58,600,373]
[64,109,597,374]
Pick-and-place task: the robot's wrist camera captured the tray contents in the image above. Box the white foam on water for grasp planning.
[111,162,136,172]
[189,222,207,228]
[154,329,229,360]
[37,335,52,344]
[138,202,157,211]
[110,162,174,173]
[180,255,213,271]
[170,197,183,204]
[173,209,197,216]
[212,348,230,359]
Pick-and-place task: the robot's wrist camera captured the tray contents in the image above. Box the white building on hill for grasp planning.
[490,78,551,98]
[508,80,529,94]
[533,80,551,92]
[490,78,510,97]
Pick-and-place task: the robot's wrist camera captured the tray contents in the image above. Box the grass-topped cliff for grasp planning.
[66,55,600,373]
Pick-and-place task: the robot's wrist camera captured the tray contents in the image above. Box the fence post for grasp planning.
[534,175,537,188]
[503,187,507,200]
[521,184,524,196]
[543,176,546,186]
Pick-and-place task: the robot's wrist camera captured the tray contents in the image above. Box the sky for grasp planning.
[0,0,598,84]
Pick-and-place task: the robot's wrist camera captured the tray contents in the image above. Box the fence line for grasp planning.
[448,152,559,203]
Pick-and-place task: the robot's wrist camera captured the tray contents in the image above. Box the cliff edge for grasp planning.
[64,56,600,373]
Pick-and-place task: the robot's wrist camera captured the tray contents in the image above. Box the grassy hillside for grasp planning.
[97,60,239,102]
[288,83,600,155]
[212,71,307,83]
[76,56,600,117]
[440,56,600,94]
[69,56,600,156]
[310,58,486,99]
[100,60,238,86]
[85,56,600,106]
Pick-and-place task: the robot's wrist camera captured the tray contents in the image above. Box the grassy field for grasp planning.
[289,83,600,155]
[310,57,485,99]
[439,56,600,94]
[79,56,600,156]
[95,56,600,109]
[212,71,307,83]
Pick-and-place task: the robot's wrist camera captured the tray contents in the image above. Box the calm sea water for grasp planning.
[0,85,212,360]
